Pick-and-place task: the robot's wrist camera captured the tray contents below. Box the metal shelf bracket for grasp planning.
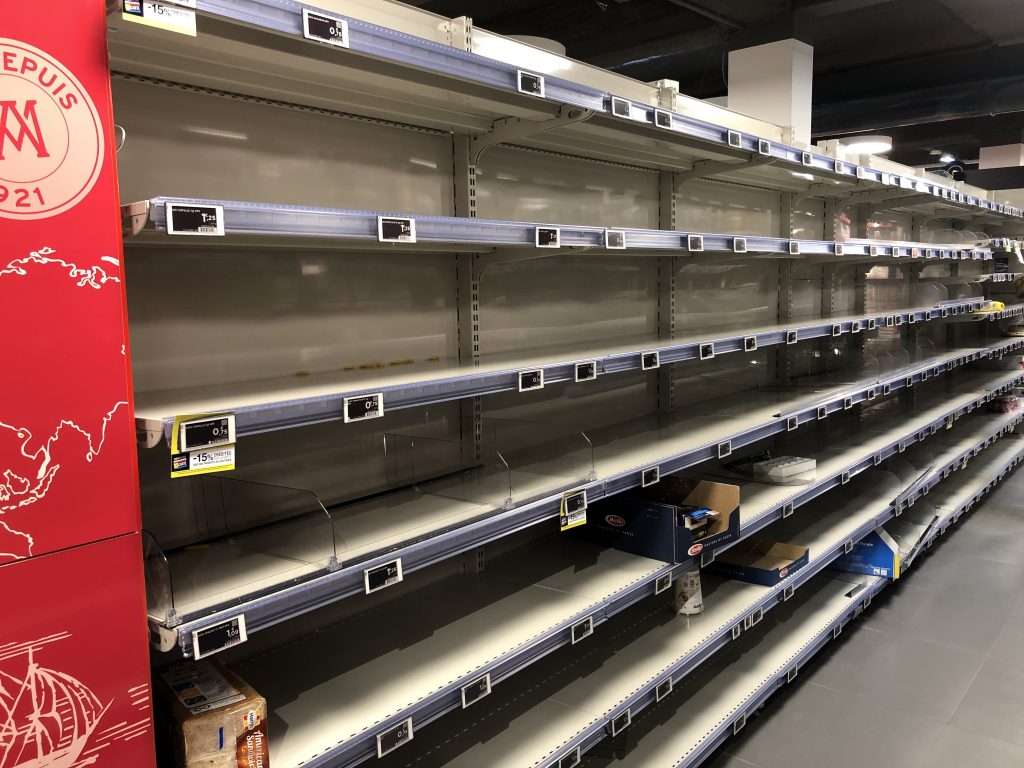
[470,105,595,166]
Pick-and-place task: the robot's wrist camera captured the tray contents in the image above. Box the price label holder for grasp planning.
[655,676,673,701]
[517,71,545,97]
[641,466,660,487]
[641,351,660,370]
[170,413,236,478]
[733,237,747,253]
[654,572,671,594]
[560,489,588,531]
[166,202,224,235]
[378,216,417,243]
[605,229,627,249]
[575,360,597,383]
[344,392,383,423]
[687,234,704,252]
[610,709,631,737]
[536,227,561,248]
[192,615,246,659]
[519,369,544,392]
[653,109,673,129]
[122,0,197,36]
[571,615,594,644]
[461,673,491,708]
[364,559,403,594]
[789,241,801,255]
[302,8,351,47]
[377,717,413,758]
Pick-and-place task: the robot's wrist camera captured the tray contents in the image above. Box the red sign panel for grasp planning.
[1,1,139,562]
[0,534,156,768]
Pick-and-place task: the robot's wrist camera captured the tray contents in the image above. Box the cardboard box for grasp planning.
[576,477,740,562]
[156,660,269,768]
[709,540,809,586]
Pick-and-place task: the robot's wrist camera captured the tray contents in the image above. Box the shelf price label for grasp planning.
[344,392,384,423]
[364,559,403,594]
[170,413,236,478]
[560,489,588,531]
[377,717,413,758]
[191,614,247,659]
[122,1,197,37]
[460,673,491,708]
[378,216,417,243]
[166,203,224,236]
[302,8,351,48]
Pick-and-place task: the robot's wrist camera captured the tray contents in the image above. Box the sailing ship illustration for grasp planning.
[0,647,109,768]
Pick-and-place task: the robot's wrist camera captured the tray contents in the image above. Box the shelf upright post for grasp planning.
[774,192,797,384]
[453,129,486,571]
[658,171,679,414]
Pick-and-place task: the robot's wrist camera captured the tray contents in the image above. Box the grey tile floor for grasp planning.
[705,469,1024,768]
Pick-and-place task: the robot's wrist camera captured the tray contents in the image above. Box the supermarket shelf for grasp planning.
[106,4,1022,222]
[363,416,1020,768]
[591,574,885,768]
[604,436,1024,768]
[122,197,996,262]
[119,236,987,445]
[903,433,1024,572]
[262,468,898,768]
[153,358,1022,656]
[731,388,1024,543]
[235,538,673,768]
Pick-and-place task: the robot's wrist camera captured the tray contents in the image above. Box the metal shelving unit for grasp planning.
[105,3,1024,222]
[351,412,1023,768]
[148,358,1022,654]
[108,3,1024,768]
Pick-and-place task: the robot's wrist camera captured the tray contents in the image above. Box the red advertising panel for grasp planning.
[0,2,139,560]
[0,533,156,767]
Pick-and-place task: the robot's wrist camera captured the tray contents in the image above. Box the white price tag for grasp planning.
[122,1,197,36]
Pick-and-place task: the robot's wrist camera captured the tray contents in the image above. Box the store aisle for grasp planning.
[705,468,1024,768]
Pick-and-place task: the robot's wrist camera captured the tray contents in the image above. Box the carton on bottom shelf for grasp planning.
[156,660,269,768]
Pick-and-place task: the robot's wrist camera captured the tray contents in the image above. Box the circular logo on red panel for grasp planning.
[0,39,103,220]
[687,543,704,556]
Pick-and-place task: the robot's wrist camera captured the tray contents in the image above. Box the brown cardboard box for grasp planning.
[156,660,269,768]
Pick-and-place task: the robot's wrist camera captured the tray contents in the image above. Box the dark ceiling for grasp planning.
[407,0,1024,170]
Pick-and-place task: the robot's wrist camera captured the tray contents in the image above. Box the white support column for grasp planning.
[728,39,813,147]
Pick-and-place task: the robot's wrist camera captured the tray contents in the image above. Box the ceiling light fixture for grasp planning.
[939,152,955,163]
[840,134,893,155]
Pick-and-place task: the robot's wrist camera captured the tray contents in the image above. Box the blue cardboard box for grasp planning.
[575,477,740,563]
[709,540,809,586]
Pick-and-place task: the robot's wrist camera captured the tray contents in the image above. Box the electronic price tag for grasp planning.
[734,237,747,253]
[559,747,581,768]
[727,130,742,148]
[517,71,545,97]
[461,674,491,708]
[610,97,631,118]
[171,413,237,478]
[519,369,544,392]
[610,709,631,737]
[302,8,350,47]
[536,227,560,248]
[641,351,660,370]
[654,573,671,594]
[344,393,383,423]
[166,203,224,236]
[604,229,626,249]
[560,489,588,531]
[377,718,413,758]
[364,559,403,594]
[571,616,593,644]
[575,360,597,382]
[656,677,673,701]
[653,109,672,129]
[642,466,660,487]
[377,216,416,243]
[192,615,246,659]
